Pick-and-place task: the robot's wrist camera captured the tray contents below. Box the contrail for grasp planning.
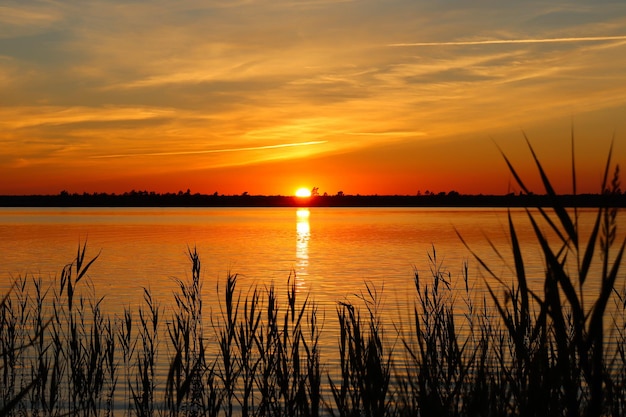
[389,35,626,47]
[90,140,327,159]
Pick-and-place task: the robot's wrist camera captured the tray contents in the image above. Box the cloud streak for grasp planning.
[90,140,328,159]
[389,35,626,47]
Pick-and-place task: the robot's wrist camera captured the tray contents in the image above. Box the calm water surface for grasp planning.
[0,208,522,308]
[2,206,605,316]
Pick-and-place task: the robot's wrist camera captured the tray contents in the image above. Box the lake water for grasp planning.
[0,206,621,414]
[0,207,546,310]
[0,206,612,312]
[1,206,611,334]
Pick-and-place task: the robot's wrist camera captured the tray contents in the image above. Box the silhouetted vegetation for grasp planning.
[1,191,625,208]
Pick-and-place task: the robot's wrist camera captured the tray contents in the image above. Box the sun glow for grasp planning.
[295,187,312,198]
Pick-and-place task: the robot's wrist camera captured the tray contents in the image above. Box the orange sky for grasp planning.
[2,1,626,196]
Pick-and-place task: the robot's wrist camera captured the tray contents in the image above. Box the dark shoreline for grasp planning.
[1,193,625,208]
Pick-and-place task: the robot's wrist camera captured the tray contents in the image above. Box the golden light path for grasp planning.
[296,208,310,287]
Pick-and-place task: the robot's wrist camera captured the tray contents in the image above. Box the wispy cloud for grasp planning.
[389,35,626,47]
[344,131,426,137]
[0,5,62,29]
[0,106,176,129]
[90,140,328,159]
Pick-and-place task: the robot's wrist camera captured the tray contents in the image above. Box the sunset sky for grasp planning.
[2,0,626,196]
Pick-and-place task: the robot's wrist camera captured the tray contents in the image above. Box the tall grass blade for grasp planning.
[455,228,507,288]
[508,210,529,328]
[601,135,615,192]
[571,126,577,197]
[588,238,626,344]
[580,211,602,285]
[523,132,578,248]
[526,211,584,327]
[497,145,531,195]
[76,251,100,284]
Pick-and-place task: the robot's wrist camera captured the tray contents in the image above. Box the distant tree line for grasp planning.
[1,190,625,208]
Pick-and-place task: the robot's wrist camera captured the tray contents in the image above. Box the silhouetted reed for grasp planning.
[461,136,624,417]
[328,282,391,417]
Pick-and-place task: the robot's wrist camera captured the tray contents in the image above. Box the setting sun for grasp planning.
[295,188,312,198]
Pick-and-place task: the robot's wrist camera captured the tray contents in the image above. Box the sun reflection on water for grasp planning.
[296,208,310,284]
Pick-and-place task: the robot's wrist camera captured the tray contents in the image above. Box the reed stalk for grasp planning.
[329,282,391,417]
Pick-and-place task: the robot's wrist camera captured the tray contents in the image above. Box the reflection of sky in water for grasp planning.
[296,209,310,281]
[1,207,601,329]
